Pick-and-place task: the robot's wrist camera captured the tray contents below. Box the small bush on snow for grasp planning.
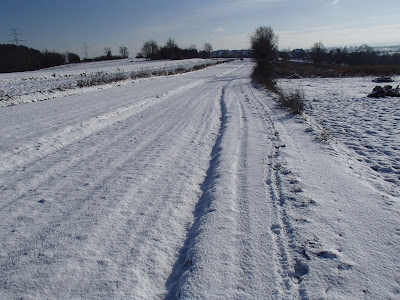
[276,85,305,115]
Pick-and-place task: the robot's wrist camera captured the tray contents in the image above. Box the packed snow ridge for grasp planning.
[0,59,399,299]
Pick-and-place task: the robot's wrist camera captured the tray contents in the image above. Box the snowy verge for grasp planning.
[262,88,400,299]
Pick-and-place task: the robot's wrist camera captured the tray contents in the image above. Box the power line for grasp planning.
[9,28,25,45]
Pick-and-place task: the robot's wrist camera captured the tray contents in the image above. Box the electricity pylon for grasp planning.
[9,28,25,45]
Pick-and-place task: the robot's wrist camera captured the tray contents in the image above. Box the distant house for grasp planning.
[291,49,308,60]
[211,50,230,58]
[211,49,253,58]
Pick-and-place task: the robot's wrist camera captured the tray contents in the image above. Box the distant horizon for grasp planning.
[3,38,396,59]
[3,40,400,60]
[2,0,400,58]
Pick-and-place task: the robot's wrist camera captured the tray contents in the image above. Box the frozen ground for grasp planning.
[0,60,399,299]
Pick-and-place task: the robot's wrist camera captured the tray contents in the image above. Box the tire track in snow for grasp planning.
[1,87,195,257]
[0,78,206,212]
[231,84,279,297]
[165,84,229,299]
[0,78,206,175]
[247,85,309,299]
[73,85,221,298]
[165,65,254,299]
[167,64,282,299]
[227,82,279,296]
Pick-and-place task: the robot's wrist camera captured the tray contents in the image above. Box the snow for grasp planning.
[0,59,399,299]
[0,58,224,107]
[278,76,400,195]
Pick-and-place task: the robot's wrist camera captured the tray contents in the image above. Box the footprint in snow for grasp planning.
[316,249,340,259]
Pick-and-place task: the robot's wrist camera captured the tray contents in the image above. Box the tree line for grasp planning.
[0,44,130,73]
[139,38,213,60]
[0,44,73,73]
[285,42,400,66]
[91,46,130,62]
[0,38,212,73]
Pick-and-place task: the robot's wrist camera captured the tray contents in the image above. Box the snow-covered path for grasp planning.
[1,60,399,299]
[0,62,234,299]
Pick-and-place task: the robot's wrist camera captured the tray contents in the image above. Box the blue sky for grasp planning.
[2,0,400,58]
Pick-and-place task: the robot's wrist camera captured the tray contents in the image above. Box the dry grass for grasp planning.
[252,64,305,115]
[275,85,305,115]
[274,60,400,78]
[254,59,400,115]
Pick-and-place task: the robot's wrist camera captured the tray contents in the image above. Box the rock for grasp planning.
[372,76,394,83]
[368,86,385,98]
[287,73,302,79]
[368,84,400,98]
[386,86,400,97]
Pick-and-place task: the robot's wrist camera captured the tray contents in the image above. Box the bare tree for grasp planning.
[250,26,278,84]
[203,43,213,58]
[119,46,129,59]
[165,37,177,49]
[310,41,327,64]
[141,40,159,60]
[250,26,278,64]
[104,47,112,58]
[164,37,179,59]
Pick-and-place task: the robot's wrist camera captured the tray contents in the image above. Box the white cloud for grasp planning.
[329,0,340,6]
[215,28,225,32]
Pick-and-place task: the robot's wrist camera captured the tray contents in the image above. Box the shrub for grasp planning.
[275,85,305,115]
[76,71,127,87]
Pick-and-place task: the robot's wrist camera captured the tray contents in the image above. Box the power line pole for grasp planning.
[84,42,88,59]
[9,28,25,45]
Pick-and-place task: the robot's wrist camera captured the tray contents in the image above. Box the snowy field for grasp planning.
[278,76,400,195]
[0,60,399,299]
[0,58,224,107]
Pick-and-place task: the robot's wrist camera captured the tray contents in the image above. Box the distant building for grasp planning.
[211,49,253,58]
[290,49,308,60]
